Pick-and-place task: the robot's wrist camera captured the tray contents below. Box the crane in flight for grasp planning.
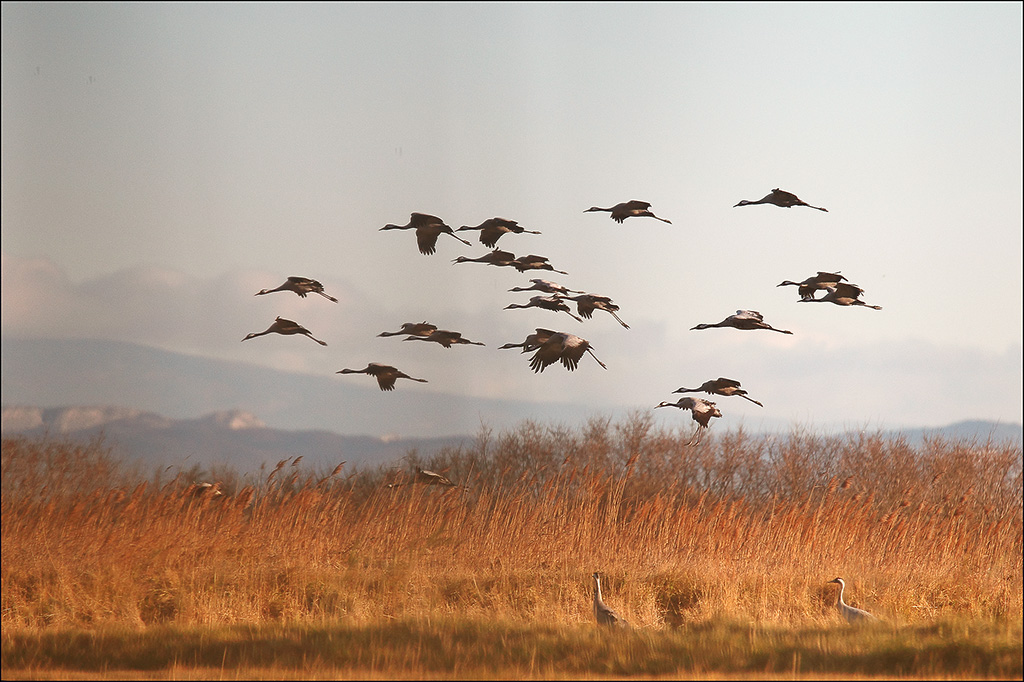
[655,396,722,445]
[336,363,428,391]
[673,378,763,407]
[777,271,847,301]
[403,329,485,348]
[254,276,338,302]
[585,200,672,224]
[242,317,327,346]
[733,188,828,212]
[801,282,883,310]
[691,310,793,334]
[456,217,541,248]
[380,212,471,255]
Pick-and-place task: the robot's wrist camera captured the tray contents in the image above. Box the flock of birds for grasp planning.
[241,187,883,446]
[241,192,882,627]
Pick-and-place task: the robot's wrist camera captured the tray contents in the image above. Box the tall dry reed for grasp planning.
[2,415,1021,631]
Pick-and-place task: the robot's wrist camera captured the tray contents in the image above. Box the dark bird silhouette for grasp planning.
[403,329,485,348]
[512,254,568,275]
[242,316,327,345]
[456,217,541,248]
[498,327,558,353]
[255,276,338,302]
[508,279,584,295]
[801,282,882,309]
[528,331,608,373]
[733,188,828,212]
[336,363,428,391]
[778,271,847,301]
[674,377,763,407]
[691,310,793,334]
[655,396,722,445]
[380,212,472,255]
[592,572,630,628]
[505,295,583,322]
[378,321,437,338]
[585,200,672,224]
[452,248,518,268]
[563,293,630,329]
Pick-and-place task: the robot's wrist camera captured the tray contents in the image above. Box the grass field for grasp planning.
[2,413,1021,679]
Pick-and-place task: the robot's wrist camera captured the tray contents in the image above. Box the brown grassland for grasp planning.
[2,413,1022,680]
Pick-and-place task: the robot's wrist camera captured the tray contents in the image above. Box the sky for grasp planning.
[2,2,1022,437]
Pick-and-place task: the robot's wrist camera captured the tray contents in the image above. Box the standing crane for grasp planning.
[585,200,672,224]
[335,363,428,391]
[505,295,583,322]
[673,378,763,407]
[828,578,878,623]
[733,188,828,212]
[254,276,339,302]
[562,293,630,329]
[592,572,630,628]
[655,397,722,445]
[691,310,793,334]
[528,331,608,373]
[402,329,485,348]
[380,212,471,255]
[242,317,327,346]
[777,271,847,301]
[800,282,882,310]
[456,217,541,248]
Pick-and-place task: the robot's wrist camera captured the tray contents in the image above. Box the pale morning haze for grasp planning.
[2,2,1021,439]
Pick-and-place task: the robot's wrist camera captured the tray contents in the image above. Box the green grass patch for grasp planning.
[3,618,1021,680]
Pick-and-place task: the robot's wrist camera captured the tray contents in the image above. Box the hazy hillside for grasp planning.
[1,405,467,474]
[1,336,609,438]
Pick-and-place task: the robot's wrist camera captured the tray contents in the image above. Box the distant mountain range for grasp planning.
[1,404,467,474]
[1,336,606,438]
[2,337,1020,476]
[3,404,1019,479]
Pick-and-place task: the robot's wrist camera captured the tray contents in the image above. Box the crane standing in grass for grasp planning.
[828,578,878,623]
[592,572,630,628]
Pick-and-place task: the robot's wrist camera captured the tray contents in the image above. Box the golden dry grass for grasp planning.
[2,414,1021,678]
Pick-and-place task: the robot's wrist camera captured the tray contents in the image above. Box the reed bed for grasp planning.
[2,414,1021,677]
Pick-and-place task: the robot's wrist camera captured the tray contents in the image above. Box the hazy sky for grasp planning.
[2,2,1022,436]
